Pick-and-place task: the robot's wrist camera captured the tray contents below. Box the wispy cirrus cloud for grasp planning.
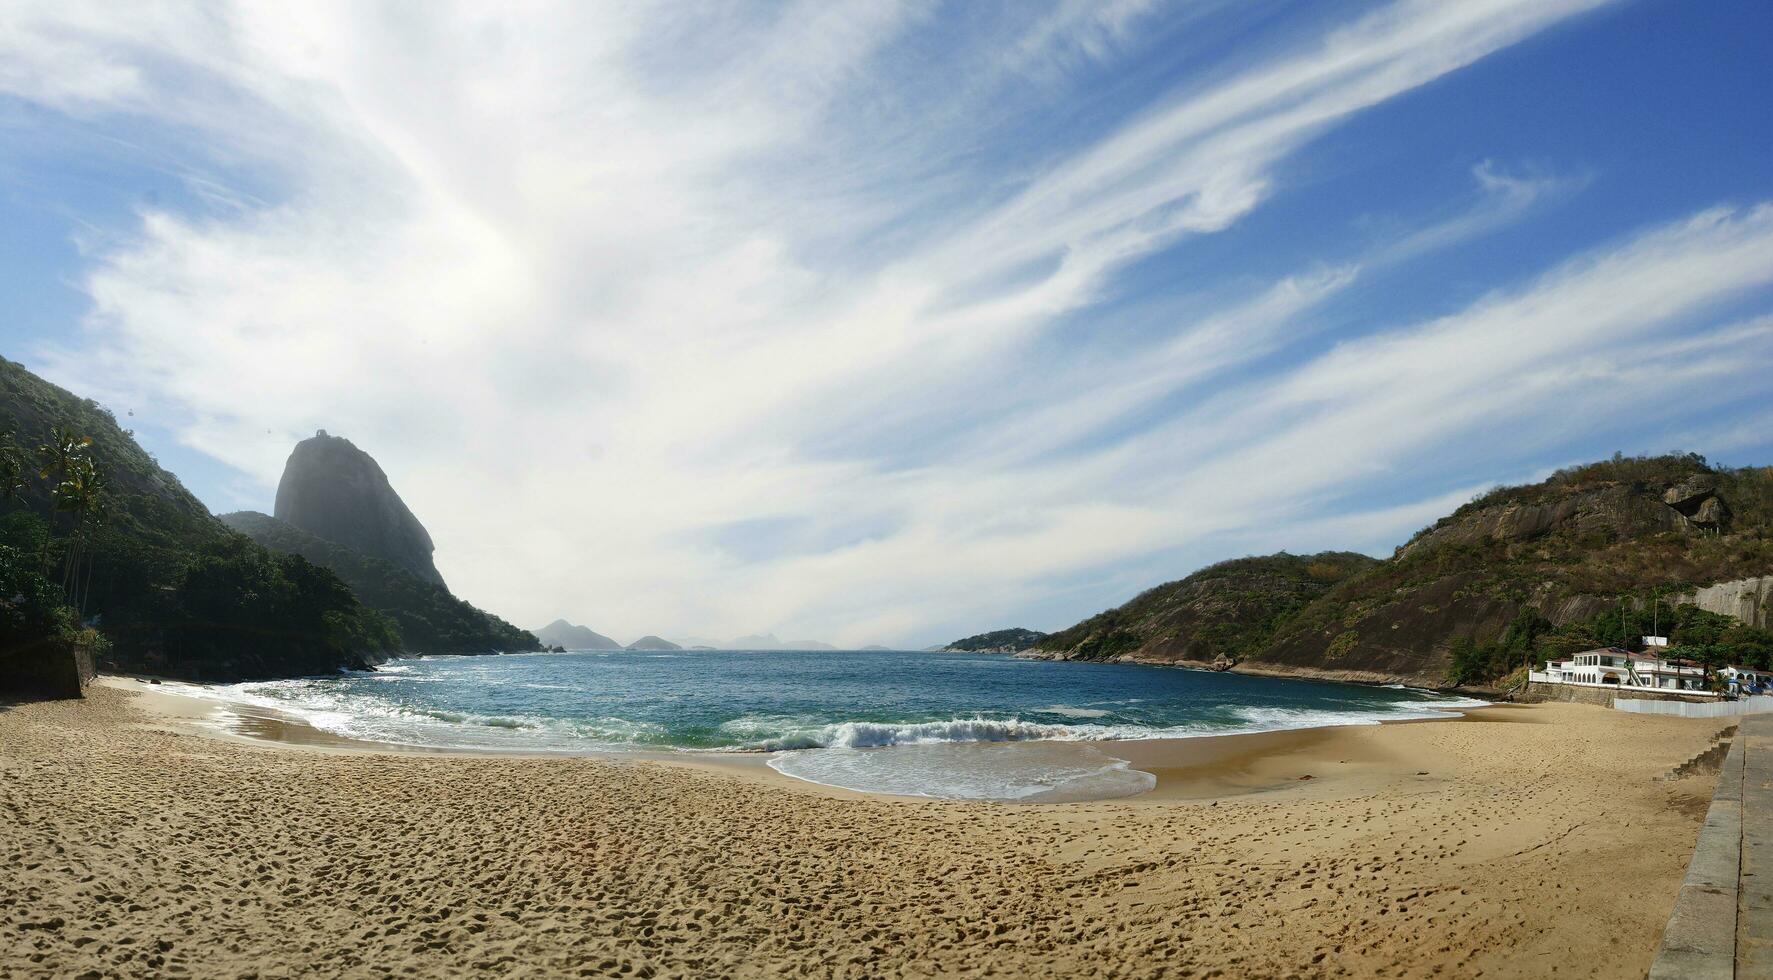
[6,0,1770,645]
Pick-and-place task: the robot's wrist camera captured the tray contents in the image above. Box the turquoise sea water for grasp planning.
[180,649,1481,801]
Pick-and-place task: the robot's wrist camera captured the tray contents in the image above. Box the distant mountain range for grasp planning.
[532,619,621,650]
[526,627,872,652]
[670,633,838,650]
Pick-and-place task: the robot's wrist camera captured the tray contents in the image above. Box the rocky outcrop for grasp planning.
[1663,475,1718,511]
[626,635,682,651]
[1663,474,1732,530]
[275,431,446,588]
[533,620,622,650]
[1397,484,1695,560]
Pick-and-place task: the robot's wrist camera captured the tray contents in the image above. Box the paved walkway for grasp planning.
[1649,712,1773,978]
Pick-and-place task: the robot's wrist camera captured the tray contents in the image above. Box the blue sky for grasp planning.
[2,0,1771,646]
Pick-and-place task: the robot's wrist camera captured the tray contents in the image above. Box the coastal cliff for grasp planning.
[1035,455,1773,686]
[275,431,447,588]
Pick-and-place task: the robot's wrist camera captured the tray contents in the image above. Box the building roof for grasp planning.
[1573,647,1663,661]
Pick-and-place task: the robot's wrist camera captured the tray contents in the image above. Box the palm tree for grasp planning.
[43,437,107,614]
[71,463,109,615]
[0,431,26,504]
[36,426,90,484]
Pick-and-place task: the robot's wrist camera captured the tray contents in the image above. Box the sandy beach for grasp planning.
[0,682,1731,978]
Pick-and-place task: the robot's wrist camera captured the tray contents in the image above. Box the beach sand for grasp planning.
[0,682,1730,978]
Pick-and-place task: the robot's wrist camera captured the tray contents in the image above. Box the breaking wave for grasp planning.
[151,650,1487,797]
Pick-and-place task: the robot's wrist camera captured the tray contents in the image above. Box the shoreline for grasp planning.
[1013,647,1496,693]
[98,675,1488,804]
[4,679,1734,977]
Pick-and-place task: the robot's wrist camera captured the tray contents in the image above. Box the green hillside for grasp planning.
[1255,454,1773,684]
[0,356,398,681]
[1038,454,1773,686]
[1033,552,1379,665]
[221,510,538,655]
[943,627,1048,653]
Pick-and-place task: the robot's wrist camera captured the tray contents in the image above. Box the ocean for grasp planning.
[173,649,1483,801]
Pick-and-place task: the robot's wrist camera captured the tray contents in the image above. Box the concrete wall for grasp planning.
[1617,695,1773,719]
[0,639,96,700]
[1649,723,1745,978]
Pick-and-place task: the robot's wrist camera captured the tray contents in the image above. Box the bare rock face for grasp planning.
[273,430,446,588]
[1397,485,1692,560]
[1663,475,1719,511]
[1694,495,1731,529]
[1662,474,1733,530]
[1684,576,1773,629]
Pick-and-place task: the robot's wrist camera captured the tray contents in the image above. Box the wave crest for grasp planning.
[751,717,1095,751]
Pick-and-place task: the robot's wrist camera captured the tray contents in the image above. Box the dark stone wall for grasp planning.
[1524,682,1722,707]
[0,639,95,700]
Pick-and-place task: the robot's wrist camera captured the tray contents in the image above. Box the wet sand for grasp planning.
[0,680,1730,978]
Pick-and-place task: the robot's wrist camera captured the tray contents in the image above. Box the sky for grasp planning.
[2,0,1772,648]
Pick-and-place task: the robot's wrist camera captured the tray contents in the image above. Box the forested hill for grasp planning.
[0,356,397,681]
[1031,553,1379,666]
[943,628,1048,653]
[222,511,538,655]
[1251,455,1772,685]
[1035,455,1773,687]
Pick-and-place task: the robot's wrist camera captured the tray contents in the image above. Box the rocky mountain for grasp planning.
[1037,454,1773,686]
[1250,455,1771,685]
[222,510,538,655]
[533,619,622,650]
[275,431,446,588]
[672,633,837,650]
[0,357,397,681]
[626,635,682,651]
[943,628,1048,653]
[1032,553,1378,666]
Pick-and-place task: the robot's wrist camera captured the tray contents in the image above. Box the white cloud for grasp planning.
[13,0,1769,646]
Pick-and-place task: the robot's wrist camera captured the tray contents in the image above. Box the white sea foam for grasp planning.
[161,678,664,751]
[767,742,1158,802]
[1036,704,1112,718]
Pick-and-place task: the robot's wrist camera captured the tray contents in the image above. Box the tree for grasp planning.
[35,426,90,490]
[0,432,26,503]
[34,430,108,615]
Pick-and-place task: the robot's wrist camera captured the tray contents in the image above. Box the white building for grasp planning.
[1530,647,1714,694]
[1720,666,1773,696]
